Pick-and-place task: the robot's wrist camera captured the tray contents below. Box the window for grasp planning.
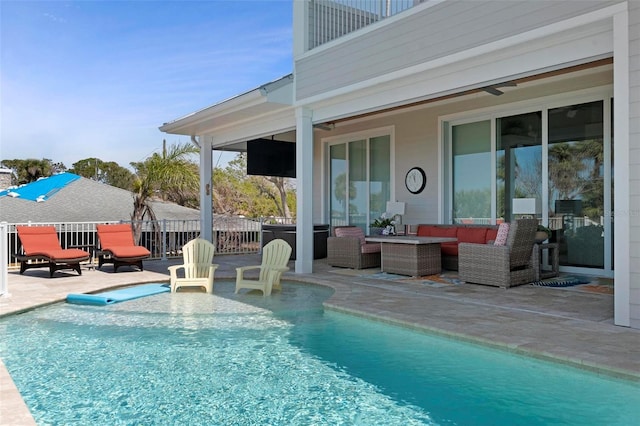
[328,134,391,231]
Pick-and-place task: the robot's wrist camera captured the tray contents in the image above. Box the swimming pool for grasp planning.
[1,281,639,425]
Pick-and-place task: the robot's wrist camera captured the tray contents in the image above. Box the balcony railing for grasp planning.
[309,0,420,49]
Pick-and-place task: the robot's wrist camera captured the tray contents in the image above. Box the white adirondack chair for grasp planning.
[168,238,218,293]
[235,239,292,296]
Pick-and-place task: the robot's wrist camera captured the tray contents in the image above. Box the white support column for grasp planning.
[292,0,309,56]
[295,107,314,273]
[0,222,9,298]
[198,136,214,243]
[613,9,630,327]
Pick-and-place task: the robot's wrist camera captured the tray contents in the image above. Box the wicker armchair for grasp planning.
[326,226,381,269]
[458,219,538,288]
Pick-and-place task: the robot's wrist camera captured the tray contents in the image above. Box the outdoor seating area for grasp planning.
[327,220,543,288]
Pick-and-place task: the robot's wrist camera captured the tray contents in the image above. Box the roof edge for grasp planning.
[159,74,293,134]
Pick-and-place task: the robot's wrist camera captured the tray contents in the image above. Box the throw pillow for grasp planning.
[494,223,510,246]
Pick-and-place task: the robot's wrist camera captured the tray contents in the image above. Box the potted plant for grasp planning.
[535,225,552,243]
[371,214,394,235]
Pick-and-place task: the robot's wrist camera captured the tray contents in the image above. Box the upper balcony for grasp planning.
[303,0,422,51]
[293,0,620,106]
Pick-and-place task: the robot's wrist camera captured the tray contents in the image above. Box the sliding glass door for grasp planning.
[451,121,492,224]
[446,97,611,274]
[329,134,391,231]
[497,112,542,223]
[548,101,605,268]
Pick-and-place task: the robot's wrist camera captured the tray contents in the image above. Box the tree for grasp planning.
[162,161,200,208]
[211,153,296,219]
[252,175,294,218]
[70,158,135,190]
[333,172,356,215]
[129,141,200,242]
[1,158,65,184]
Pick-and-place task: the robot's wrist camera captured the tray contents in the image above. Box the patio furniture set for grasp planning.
[327,219,552,288]
[15,219,551,290]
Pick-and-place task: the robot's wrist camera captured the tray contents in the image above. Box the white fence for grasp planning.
[3,217,295,270]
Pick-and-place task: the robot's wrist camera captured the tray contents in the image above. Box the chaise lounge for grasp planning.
[16,225,91,277]
[96,224,151,272]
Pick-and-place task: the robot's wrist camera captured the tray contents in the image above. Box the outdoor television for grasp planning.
[246,139,296,178]
[555,199,582,215]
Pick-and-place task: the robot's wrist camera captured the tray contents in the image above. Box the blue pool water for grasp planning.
[1,281,639,425]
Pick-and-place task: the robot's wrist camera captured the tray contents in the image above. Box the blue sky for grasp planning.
[1,0,293,170]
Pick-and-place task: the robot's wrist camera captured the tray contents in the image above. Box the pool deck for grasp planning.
[2,255,639,425]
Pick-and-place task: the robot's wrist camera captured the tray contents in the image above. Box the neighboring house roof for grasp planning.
[0,172,80,201]
[0,173,200,224]
[0,173,261,232]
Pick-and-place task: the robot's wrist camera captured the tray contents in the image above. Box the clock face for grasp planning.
[405,167,426,194]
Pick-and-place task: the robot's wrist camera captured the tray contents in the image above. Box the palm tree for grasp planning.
[129,141,199,243]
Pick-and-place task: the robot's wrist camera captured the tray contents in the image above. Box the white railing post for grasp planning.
[1,222,10,298]
[161,219,167,261]
[259,217,264,255]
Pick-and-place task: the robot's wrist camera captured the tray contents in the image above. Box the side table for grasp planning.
[533,242,559,281]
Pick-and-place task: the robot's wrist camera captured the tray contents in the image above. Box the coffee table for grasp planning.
[364,235,457,276]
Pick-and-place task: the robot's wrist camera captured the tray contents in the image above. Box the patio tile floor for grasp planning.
[1,254,639,425]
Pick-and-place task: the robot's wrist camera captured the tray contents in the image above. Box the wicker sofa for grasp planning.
[416,223,499,270]
[458,219,538,288]
[326,226,381,269]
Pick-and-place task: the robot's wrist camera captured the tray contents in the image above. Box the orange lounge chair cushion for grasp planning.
[16,226,90,261]
[27,249,91,262]
[96,224,136,246]
[97,224,151,259]
[102,246,151,259]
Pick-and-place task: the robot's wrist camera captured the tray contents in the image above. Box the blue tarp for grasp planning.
[0,172,80,202]
[66,284,170,306]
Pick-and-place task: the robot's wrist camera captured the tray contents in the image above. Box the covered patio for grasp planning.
[159,1,639,331]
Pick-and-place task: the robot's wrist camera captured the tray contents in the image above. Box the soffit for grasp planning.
[160,75,294,137]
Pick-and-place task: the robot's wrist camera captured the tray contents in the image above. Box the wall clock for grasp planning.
[405,167,426,194]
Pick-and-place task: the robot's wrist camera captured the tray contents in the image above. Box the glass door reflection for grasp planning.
[548,101,605,268]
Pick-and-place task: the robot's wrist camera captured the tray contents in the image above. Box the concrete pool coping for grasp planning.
[1,254,639,424]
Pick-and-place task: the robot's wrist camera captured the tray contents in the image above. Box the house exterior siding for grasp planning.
[629,0,640,328]
[315,69,613,228]
[295,0,623,101]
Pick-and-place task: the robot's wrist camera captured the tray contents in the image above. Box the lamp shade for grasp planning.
[386,201,406,216]
[512,198,539,214]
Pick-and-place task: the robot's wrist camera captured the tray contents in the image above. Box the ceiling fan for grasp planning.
[481,82,517,96]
